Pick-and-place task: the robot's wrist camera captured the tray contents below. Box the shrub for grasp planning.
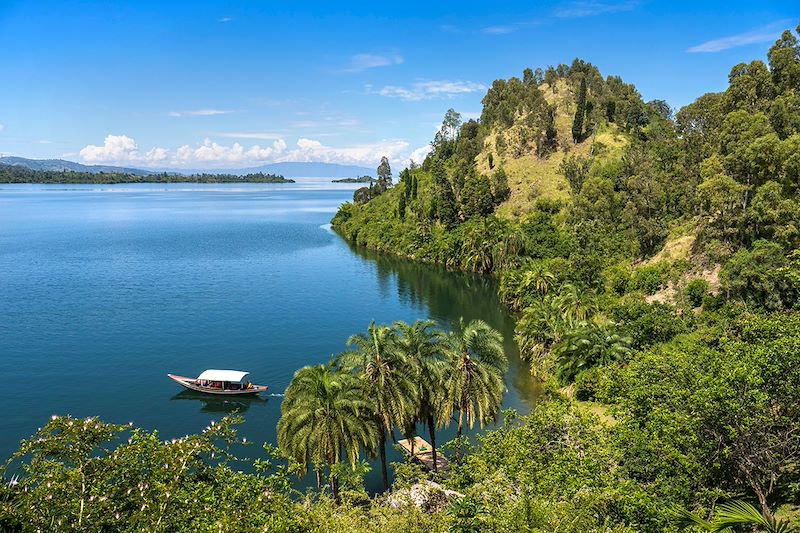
[685,278,710,308]
[629,264,669,295]
[574,366,603,401]
[610,296,686,350]
[605,263,632,296]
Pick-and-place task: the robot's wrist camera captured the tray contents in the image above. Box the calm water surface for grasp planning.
[0,181,537,491]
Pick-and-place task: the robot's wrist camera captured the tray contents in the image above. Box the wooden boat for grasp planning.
[167,369,268,396]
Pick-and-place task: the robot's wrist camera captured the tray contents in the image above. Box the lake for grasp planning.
[0,181,538,491]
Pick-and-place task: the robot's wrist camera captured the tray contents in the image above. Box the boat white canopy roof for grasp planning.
[197,369,250,383]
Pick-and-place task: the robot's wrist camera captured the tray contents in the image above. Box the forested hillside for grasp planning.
[2,24,799,533]
[328,23,800,530]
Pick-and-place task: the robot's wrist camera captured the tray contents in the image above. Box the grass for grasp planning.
[474,79,630,220]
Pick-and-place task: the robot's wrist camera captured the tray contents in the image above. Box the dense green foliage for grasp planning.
[0,165,294,184]
[2,313,799,531]
[325,24,800,531]
[333,25,800,382]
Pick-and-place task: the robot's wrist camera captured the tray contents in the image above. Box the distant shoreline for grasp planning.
[0,166,296,184]
[332,176,376,183]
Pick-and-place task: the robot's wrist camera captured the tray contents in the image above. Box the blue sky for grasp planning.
[0,1,796,170]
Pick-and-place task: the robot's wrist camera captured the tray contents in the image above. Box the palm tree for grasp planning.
[676,500,795,533]
[338,322,419,491]
[514,297,572,377]
[394,319,448,472]
[521,266,555,296]
[442,319,508,443]
[277,364,378,502]
[551,320,630,383]
[554,283,597,321]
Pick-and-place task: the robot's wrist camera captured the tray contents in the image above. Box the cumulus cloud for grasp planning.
[219,16,233,22]
[79,134,288,167]
[341,53,404,73]
[167,109,235,117]
[79,134,140,162]
[78,134,425,169]
[0,123,5,132]
[687,21,791,53]
[375,80,486,102]
[276,138,411,167]
[408,145,432,166]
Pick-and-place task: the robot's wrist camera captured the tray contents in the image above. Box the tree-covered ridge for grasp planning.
[333,25,800,373]
[325,23,800,530]
[0,165,295,184]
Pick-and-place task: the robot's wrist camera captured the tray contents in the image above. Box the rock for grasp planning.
[388,481,463,513]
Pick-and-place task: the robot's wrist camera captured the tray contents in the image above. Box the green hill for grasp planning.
[334,30,800,382]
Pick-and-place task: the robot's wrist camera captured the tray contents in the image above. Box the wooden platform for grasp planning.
[397,436,449,472]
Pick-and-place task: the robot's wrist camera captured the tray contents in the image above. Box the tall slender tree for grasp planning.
[277,364,378,502]
[442,319,508,443]
[377,156,392,190]
[572,76,588,142]
[338,322,419,491]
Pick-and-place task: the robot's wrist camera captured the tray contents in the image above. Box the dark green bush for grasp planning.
[685,278,710,308]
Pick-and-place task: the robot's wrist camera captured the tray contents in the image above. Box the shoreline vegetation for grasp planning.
[0,165,295,184]
[332,175,377,183]
[2,24,800,533]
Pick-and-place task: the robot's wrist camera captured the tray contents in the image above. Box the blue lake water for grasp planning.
[0,181,537,491]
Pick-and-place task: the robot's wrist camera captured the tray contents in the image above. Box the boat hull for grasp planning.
[167,374,268,395]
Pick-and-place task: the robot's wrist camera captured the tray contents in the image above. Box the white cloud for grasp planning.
[408,145,432,166]
[341,53,403,73]
[167,109,235,117]
[173,138,288,164]
[277,138,410,168]
[553,1,637,18]
[77,134,426,169]
[687,21,791,53]
[79,134,288,168]
[219,16,233,23]
[375,80,486,102]
[0,123,4,132]
[79,134,140,162]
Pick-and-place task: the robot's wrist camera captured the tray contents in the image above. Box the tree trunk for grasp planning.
[427,414,438,473]
[329,471,340,504]
[379,426,389,491]
[755,487,774,523]
[315,468,323,489]
[456,411,464,461]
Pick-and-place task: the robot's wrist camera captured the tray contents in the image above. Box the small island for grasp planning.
[332,175,376,183]
[0,166,295,184]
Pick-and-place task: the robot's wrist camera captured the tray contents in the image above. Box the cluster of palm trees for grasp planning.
[508,271,631,381]
[277,318,507,501]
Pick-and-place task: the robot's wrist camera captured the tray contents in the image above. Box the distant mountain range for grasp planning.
[0,156,374,179]
[0,156,155,176]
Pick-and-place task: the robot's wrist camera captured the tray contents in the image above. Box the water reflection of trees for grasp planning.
[345,241,541,410]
